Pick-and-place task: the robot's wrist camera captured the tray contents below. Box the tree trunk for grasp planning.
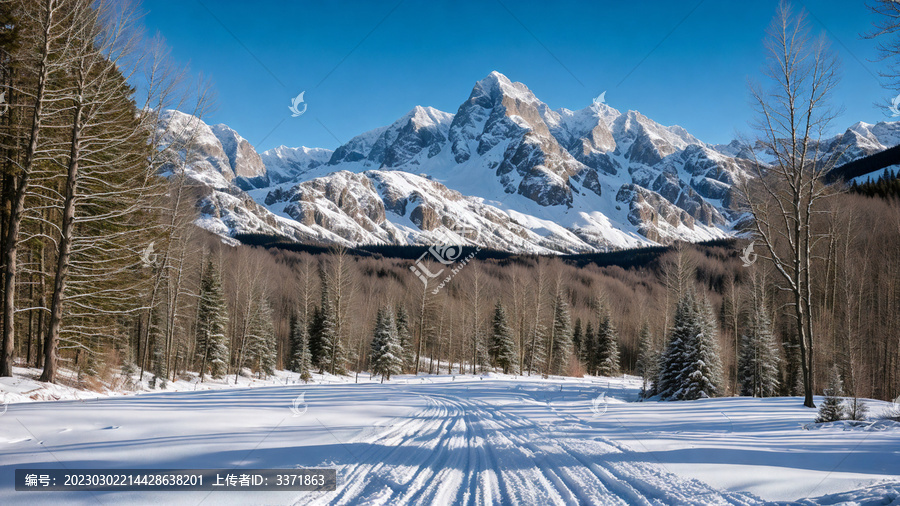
[26,259,33,366]
[41,94,83,383]
[1,4,54,376]
[415,283,426,375]
[446,320,453,375]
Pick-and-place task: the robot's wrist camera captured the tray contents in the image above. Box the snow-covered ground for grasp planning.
[0,365,353,404]
[1,372,898,505]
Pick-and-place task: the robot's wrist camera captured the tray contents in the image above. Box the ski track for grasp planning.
[300,386,763,506]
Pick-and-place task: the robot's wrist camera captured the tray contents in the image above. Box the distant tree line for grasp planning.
[849,167,900,200]
[823,140,900,183]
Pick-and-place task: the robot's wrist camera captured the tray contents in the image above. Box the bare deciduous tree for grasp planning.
[865,0,900,91]
[739,1,842,408]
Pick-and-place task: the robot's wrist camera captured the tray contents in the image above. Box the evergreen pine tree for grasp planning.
[595,301,621,377]
[549,293,573,375]
[290,313,312,382]
[316,271,344,375]
[816,367,848,423]
[490,301,518,374]
[307,306,324,370]
[370,307,403,382]
[679,295,724,400]
[636,323,657,396]
[488,305,501,366]
[245,298,276,378]
[572,319,583,366]
[739,302,780,397]
[656,296,691,399]
[195,260,229,380]
[658,290,723,400]
[395,306,414,372]
[583,321,596,375]
[288,314,300,372]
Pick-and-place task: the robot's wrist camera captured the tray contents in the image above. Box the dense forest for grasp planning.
[0,0,898,408]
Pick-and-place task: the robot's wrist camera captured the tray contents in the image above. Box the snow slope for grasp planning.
[1,374,898,505]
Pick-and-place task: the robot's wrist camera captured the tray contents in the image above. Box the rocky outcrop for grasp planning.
[261,169,601,253]
[616,184,700,242]
[211,124,268,190]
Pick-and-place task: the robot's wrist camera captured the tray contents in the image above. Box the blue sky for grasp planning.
[142,0,889,152]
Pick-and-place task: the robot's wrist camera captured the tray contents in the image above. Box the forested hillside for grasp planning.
[850,167,900,199]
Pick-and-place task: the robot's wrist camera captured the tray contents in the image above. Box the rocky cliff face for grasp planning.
[263,170,597,253]
[210,124,268,190]
[157,110,236,181]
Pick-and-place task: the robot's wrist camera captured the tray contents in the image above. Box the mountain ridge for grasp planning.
[157,71,900,254]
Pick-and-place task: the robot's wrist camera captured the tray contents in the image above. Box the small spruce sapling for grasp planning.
[847,396,868,422]
[816,367,847,423]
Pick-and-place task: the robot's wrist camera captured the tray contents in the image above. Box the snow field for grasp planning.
[0,373,898,505]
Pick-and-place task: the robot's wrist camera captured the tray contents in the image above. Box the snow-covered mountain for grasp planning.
[156,110,315,242]
[157,72,900,253]
[260,145,333,186]
[822,121,900,166]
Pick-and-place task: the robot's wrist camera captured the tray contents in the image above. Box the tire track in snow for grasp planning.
[435,393,628,505]
[442,395,569,506]
[472,396,748,505]
[301,385,764,506]
[307,395,454,505]
[462,400,502,506]
[538,397,760,505]
[387,396,469,506]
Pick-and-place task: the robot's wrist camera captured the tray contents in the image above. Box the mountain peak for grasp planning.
[473,71,538,104]
[211,122,239,136]
[403,105,454,129]
[484,70,511,83]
